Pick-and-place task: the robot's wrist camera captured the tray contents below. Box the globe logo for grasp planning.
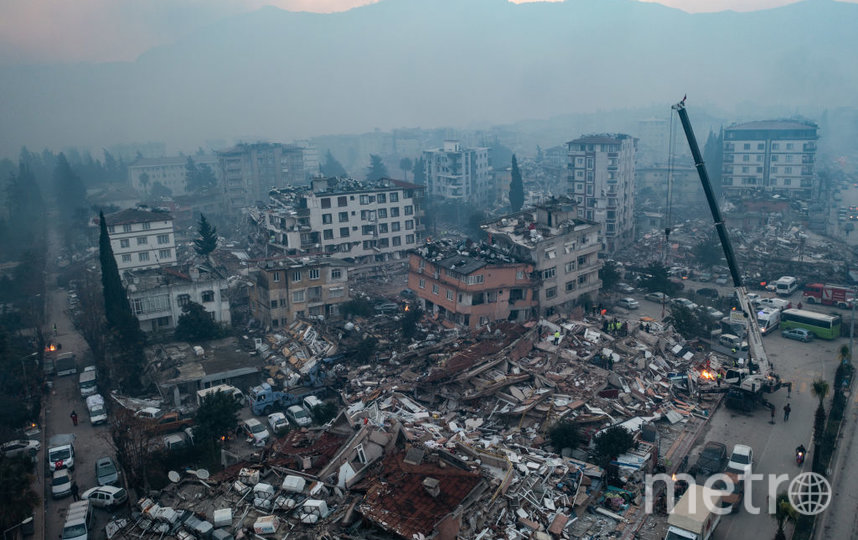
[788,472,832,515]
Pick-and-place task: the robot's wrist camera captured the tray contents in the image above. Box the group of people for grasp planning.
[602,318,629,336]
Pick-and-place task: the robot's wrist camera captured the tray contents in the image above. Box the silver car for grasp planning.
[617,297,639,309]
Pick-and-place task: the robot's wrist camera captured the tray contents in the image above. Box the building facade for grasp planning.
[407,243,536,329]
[721,120,818,198]
[482,199,602,317]
[423,140,492,205]
[129,155,219,197]
[249,177,426,265]
[566,134,636,252]
[104,208,177,272]
[125,265,231,333]
[250,257,350,330]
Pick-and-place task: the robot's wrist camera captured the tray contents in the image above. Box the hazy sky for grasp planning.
[1,0,853,65]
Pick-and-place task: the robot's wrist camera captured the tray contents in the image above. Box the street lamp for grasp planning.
[3,517,33,540]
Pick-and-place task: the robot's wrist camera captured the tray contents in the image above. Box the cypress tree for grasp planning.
[99,211,131,327]
[509,154,524,212]
[194,214,218,257]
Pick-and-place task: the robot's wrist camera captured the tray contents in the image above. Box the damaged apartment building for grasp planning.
[248,177,425,273]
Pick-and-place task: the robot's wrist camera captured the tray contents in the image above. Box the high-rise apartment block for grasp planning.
[103,208,177,272]
[423,141,492,205]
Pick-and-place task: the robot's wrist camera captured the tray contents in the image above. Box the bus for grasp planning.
[780,309,842,339]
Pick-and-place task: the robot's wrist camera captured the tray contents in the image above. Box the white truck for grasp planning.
[48,433,76,472]
[665,484,724,540]
[86,394,108,425]
[62,500,93,540]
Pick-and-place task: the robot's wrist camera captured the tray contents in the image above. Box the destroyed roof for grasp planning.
[270,429,350,474]
[356,450,484,540]
[421,322,531,383]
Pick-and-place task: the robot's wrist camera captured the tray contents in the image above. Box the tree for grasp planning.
[812,378,829,447]
[193,214,218,257]
[593,425,635,468]
[509,154,524,212]
[185,157,216,192]
[138,172,150,193]
[351,337,378,364]
[772,492,797,540]
[53,153,87,223]
[0,455,40,531]
[366,154,388,181]
[99,211,131,329]
[638,262,682,295]
[401,307,423,339]
[399,157,413,181]
[549,421,582,452]
[341,297,374,318]
[108,408,154,490]
[174,302,223,342]
[149,181,172,199]
[667,304,710,340]
[412,157,426,185]
[194,391,242,462]
[600,260,622,291]
[321,150,347,177]
[692,234,724,268]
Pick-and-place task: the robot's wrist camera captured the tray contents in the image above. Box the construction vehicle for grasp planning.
[673,99,784,413]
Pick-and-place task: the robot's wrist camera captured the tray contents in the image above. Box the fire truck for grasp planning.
[802,283,855,309]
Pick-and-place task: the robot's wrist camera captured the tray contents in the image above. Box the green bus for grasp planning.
[781,309,842,339]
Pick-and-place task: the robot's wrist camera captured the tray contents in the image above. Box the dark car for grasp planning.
[697,288,719,298]
[782,328,813,342]
[692,442,728,477]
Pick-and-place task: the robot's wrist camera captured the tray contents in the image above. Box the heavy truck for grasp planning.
[673,99,785,413]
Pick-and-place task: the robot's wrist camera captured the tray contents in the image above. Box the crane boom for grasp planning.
[672,99,776,389]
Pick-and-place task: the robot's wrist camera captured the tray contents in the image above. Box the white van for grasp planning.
[302,395,323,413]
[78,370,97,398]
[775,276,798,296]
[62,500,93,540]
[196,384,245,407]
[756,308,781,335]
[86,394,108,425]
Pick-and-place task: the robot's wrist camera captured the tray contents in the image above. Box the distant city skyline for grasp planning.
[1,0,853,65]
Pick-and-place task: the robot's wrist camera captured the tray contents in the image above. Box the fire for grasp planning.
[404,305,410,312]
[672,473,677,481]
[46,344,57,352]
[700,370,715,380]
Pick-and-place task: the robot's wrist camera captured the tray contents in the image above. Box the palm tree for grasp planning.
[772,493,797,540]
[812,378,829,408]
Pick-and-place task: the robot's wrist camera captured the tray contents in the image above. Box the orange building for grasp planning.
[408,243,536,329]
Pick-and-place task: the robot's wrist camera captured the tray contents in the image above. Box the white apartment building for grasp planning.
[104,208,177,272]
[423,140,492,205]
[125,265,231,333]
[722,120,818,198]
[566,134,636,253]
[249,177,426,265]
[128,155,219,197]
[482,199,602,317]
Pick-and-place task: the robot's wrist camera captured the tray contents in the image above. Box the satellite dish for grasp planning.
[168,471,181,483]
[196,469,210,480]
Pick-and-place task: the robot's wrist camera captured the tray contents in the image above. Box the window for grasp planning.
[390,207,400,217]
[378,208,388,219]
[743,154,749,162]
[292,271,302,282]
[404,205,413,215]
[340,227,350,237]
[743,143,750,150]
[279,298,286,307]
[321,198,331,209]
[137,236,148,245]
[123,224,132,233]
[466,274,485,284]
[108,225,115,233]
[177,294,190,307]
[392,236,401,246]
[121,254,131,263]
[546,287,557,299]
[772,155,778,162]
[202,290,214,303]
[405,220,414,230]
[270,300,278,308]
[565,281,576,292]
[142,222,151,230]
[378,238,389,248]
[329,286,345,298]
[377,193,386,203]
[772,143,780,150]
[337,196,347,207]
[379,223,389,234]
[542,267,556,279]
[360,195,370,205]
[446,289,454,301]
[331,268,342,279]
[565,261,575,273]
[757,143,765,150]
[323,229,334,240]
[362,225,376,235]
[309,269,320,280]
[120,239,130,248]
[322,214,333,224]
[391,222,401,232]
[545,249,556,260]
[138,252,149,262]
[389,192,399,202]
[339,212,349,223]
[577,255,588,266]
[578,274,587,285]
[406,234,415,244]
[273,271,280,282]
[157,234,169,244]
[419,278,425,289]
[432,284,439,295]
[785,167,793,174]
[158,249,171,259]
[292,290,305,303]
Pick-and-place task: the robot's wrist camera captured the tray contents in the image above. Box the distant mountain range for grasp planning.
[0,0,855,157]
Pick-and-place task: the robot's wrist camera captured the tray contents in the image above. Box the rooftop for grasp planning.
[567,133,633,146]
[104,207,173,226]
[727,120,818,131]
[411,239,525,270]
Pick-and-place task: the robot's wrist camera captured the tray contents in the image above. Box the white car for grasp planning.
[617,297,639,310]
[644,291,670,303]
[81,485,128,509]
[286,405,312,427]
[727,444,754,477]
[240,418,270,446]
[704,306,725,320]
[51,469,74,499]
[1,439,41,459]
[617,283,635,294]
[267,412,288,433]
[671,298,698,310]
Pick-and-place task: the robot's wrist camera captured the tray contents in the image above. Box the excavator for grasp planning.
[672,98,786,412]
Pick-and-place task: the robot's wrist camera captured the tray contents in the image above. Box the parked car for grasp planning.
[268,412,288,433]
[671,298,698,310]
[782,328,814,342]
[697,272,712,282]
[80,485,128,509]
[1,439,40,459]
[286,404,312,427]
[51,469,74,499]
[374,302,399,314]
[644,291,670,303]
[399,289,416,298]
[95,457,120,487]
[692,442,728,477]
[747,293,761,306]
[704,306,725,320]
[134,407,163,420]
[727,444,754,477]
[715,276,729,285]
[239,419,270,446]
[696,288,719,298]
[617,283,635,294]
